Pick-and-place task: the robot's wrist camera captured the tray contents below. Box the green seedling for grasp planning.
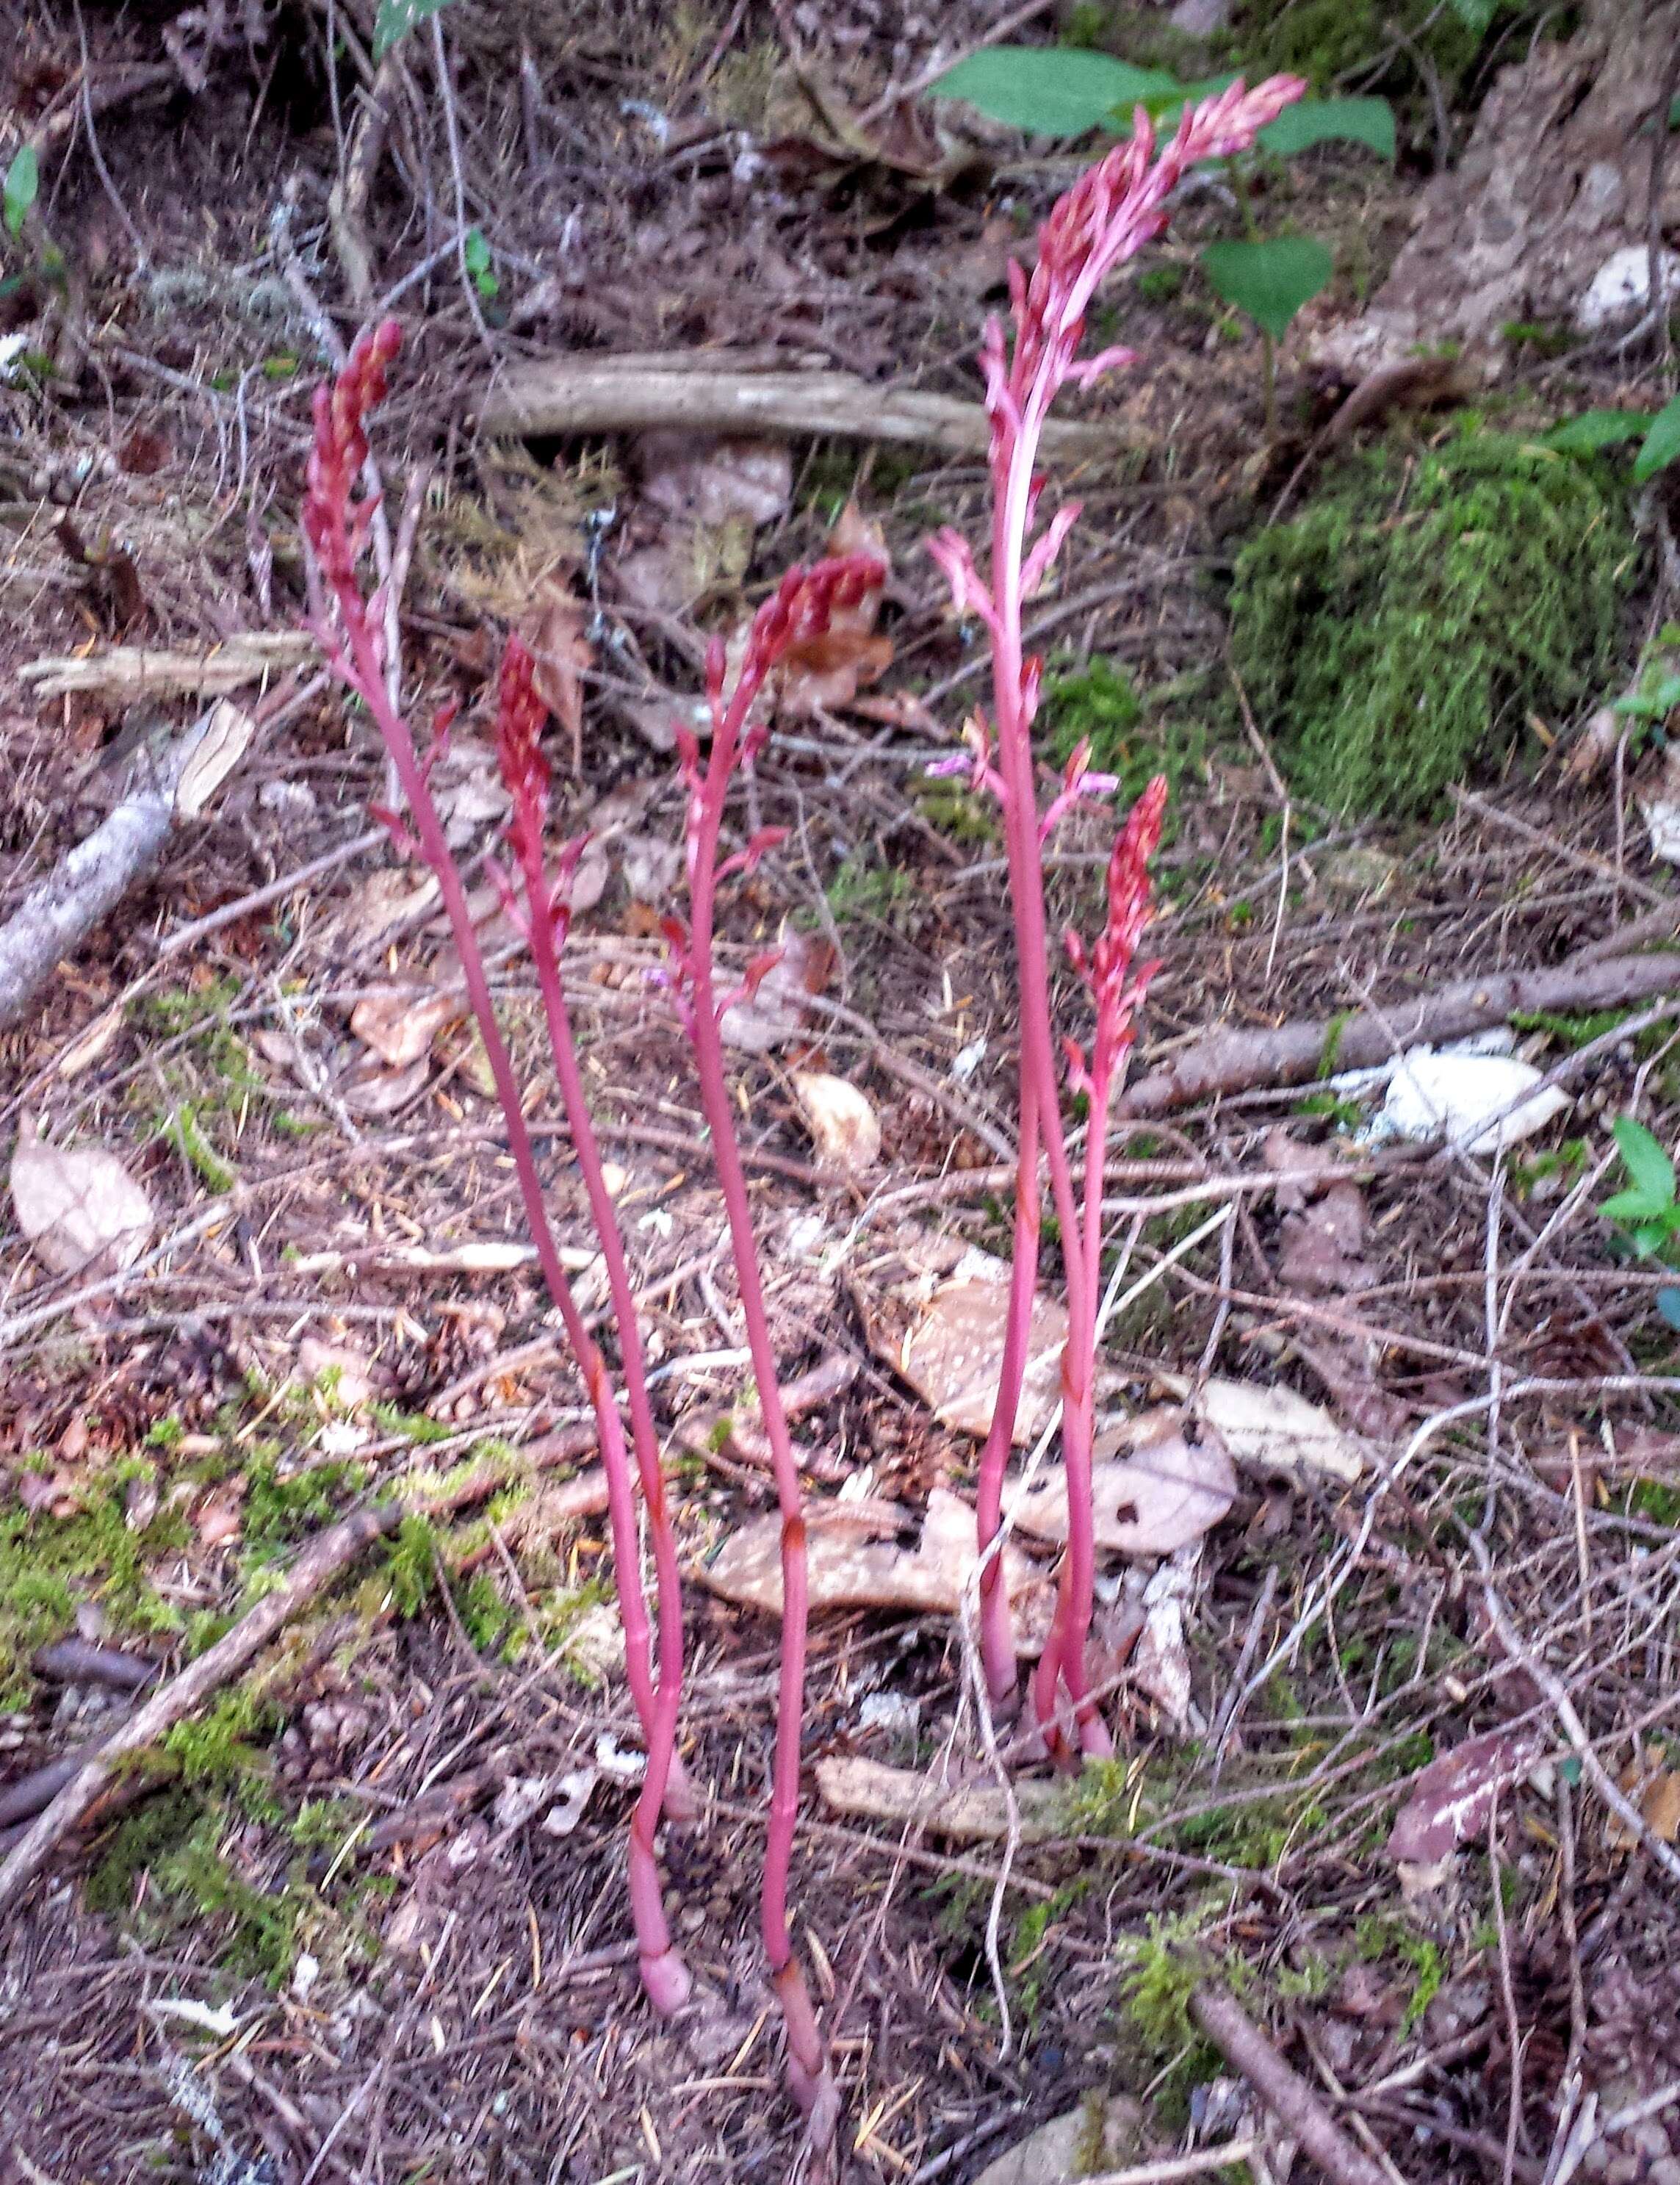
[372,0,456,60]
[1600,1115,1680,1331]
[4,145,37,240]
[463,228,500,300]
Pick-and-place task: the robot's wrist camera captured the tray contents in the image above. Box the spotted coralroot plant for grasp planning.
[303,323,691,2015]
[927,77,1303,1757]
[661,555,883,2150]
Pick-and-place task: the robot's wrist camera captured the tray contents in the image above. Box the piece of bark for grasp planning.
[32,1638,157,1691]
[20,633,313,700]
[0,1503,398,1908]
[1189,1984,1392,2185]
[1120,950,1680,1118]
[477,352,1122,460]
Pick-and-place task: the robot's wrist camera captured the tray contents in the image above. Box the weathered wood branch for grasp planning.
[1120,949,1680,1118]
[477,351,1123,459]
[0,1503,398,1907]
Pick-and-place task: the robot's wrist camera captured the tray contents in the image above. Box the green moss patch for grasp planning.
[1230,428,1637,818]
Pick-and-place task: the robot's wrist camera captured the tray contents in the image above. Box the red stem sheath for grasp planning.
[680,702,834,2134]
[306,330,688,2012]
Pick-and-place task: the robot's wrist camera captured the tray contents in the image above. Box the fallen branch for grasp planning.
[0,676,317,1030]
[0,1503,398,1908]
[477,350,1123,460]
[19,633,314,701]
[1120,948,1680,1117]
[1189,1984,1394,2185]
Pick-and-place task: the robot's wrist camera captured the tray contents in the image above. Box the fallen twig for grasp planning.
[477,350,1124,458]
[1189,1984,1394,2185]
[1120,948,1680,1117]
[0,674,319,1029]
[0,1503,399,1908]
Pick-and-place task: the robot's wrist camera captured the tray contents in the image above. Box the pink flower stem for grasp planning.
[663,556,880,2151]
[932,76,1304,1760]
[971,1073,1037,1709]
[304,328,688,2014]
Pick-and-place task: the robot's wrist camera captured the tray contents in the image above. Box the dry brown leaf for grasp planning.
[350,987,461,1070]
[793,1070,881,1173]
[814,1755,1071,1845]
[637,433,793,530]
[1606,1749,1680,1850]
[1277,1178,1374,1295]
[1006,1414,1236,1558]
[700,1485,1050,1643]
[1386,1726,1546,1873]
[519,577,593,768]
[194,1480,246,1549]
[339,1055,433,1117]
[1158,1374,1366,1484]
[718,929,834,1054]
[10,1113,154,1277]
[899,1274,1067,1443]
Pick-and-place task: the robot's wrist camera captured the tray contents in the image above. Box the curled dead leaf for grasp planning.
[699,1485,1052,1646]
[793,1070,881,1173]
[1605,1749,1680,1851]
[718,929,834,1054]
[1006,1413,1236,1558]
[1385,1726,1546,1871]
[1159,1374,1366,1484]
[900,1272,1067,1443]
[519,577,592,767]
[10,1113,154,1276]
[350,987,461,1070]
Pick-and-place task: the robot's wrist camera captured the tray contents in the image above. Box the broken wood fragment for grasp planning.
[477,351,1123,460]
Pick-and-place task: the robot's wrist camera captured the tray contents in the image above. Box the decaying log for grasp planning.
[477,350,1122,460]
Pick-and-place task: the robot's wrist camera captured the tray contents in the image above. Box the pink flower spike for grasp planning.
[1020,502,1081,600]
[923,752,972,780]
[927,528,999,633]
[1064,345,1136,391]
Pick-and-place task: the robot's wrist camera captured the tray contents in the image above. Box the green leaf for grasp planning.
[1635,394,1680,486]
[1543,409,1653,457]
[1200,235,1333,342]
[1446,0,1499,33]
[1258,98,1396,164]
[1612,1115,1676,1205]
[1601,1188,1674,1227]
[4,144,37,241]
[1658,1286,1680,1330]
[929,46,1177,136]
[372,0,455,62]
[463,227,498,298]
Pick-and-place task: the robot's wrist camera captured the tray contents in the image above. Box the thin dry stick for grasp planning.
[430,12,491,347]
[1081,2145,1259,2185]
[0,1505,397,1906]
[1189,1984,1392,2185]
[1468,1532,1680,1887]
[1490,1792,1526,2185]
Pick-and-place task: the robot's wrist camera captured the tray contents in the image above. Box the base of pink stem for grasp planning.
[773,1957,840,2152]
[640,1945,693,2016]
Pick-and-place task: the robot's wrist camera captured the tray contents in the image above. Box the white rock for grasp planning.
[1577,245,1680,334]
[1369,1047,1569,1155]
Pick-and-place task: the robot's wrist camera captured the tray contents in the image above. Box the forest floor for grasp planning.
[1,4,1679,2183]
